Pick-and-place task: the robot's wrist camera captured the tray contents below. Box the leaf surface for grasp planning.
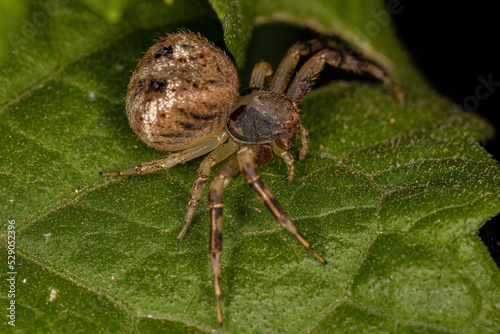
[1,0,500,333]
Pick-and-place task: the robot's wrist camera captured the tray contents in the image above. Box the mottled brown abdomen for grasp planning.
[126,32,239,151]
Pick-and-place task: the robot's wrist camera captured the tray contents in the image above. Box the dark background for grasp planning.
[387,1,500,266]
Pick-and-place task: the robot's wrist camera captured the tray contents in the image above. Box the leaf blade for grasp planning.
[1,0,499,333]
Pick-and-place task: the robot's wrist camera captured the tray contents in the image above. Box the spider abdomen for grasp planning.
[227,89,300,144]
[126,33,239,151]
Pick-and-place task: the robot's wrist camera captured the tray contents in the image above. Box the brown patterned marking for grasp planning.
[155,45,173,58]
[180,122,198,130]
[189,112,218,121]
[126,33,239,152]
[135,79,146,95]
[160,133,183,138]
[148,79,166,93]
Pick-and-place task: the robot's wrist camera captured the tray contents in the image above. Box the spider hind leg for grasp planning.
[286,47,405,102]
[268,36,404,103]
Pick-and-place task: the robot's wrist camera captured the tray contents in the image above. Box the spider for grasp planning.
[102,32,403,326]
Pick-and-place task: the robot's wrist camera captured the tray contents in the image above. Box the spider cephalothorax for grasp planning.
[228,88,302,146]
[102,32,403,326]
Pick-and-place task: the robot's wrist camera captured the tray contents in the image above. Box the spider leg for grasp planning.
[249,61,273,88]
[237,146,326,263]
[101,129,229,176]
[272,145,295,183]
[270,38,335,94]
[299,124,310,161]
[335,55,405,102]
[207,156,241,326]
[286,48,404,102]
[177,139,240,241]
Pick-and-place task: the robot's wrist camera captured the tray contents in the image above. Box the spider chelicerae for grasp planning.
[102,32,403,326]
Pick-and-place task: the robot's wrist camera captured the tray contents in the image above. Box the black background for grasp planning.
[387,1,500,266]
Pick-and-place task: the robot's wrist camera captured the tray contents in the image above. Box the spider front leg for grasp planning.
[237,146,326,263]
[272,145,295,183]
[207,156,241,326]
[101,129,229,176]
[177,139,240,241]
[299,124,310,161]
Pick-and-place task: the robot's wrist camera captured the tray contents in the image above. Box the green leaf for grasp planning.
[77,0,132,23]
[0,1,29,62]
[2,0,500,333]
